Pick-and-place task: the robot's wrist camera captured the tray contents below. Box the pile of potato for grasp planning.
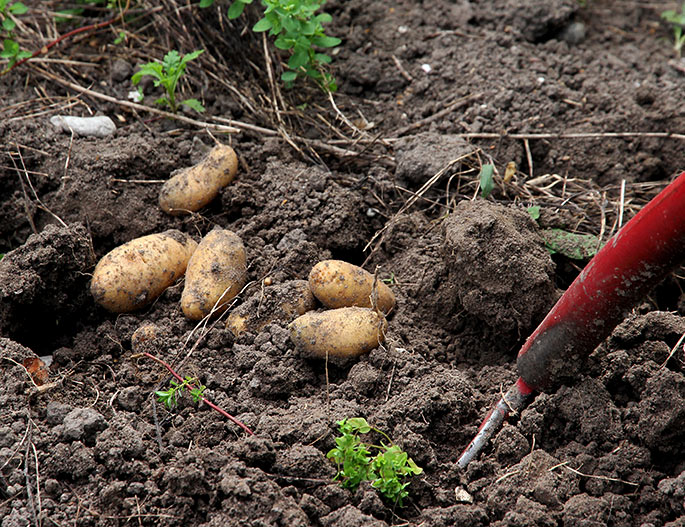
[90,226,246,317]
[89,143,395,359]
[288,260,394,359]
[91,143,246,318]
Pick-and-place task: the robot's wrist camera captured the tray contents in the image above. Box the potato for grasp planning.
[181,227,247,320]
[90,230,197,313]
[159,143,238,215]
[308,260,395,314]
[289,307,388,358]
[131,323,162,352]
[226,279,316,336]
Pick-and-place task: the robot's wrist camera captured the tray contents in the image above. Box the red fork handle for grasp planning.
[518,171,685,390]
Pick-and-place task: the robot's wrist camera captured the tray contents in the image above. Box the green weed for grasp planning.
[155,375,206,409]
[132,49,205,113]
[327,418,423,507]
[203,0,340,90]
[662,3,685,57]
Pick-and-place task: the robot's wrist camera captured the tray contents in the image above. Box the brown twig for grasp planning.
[133,351,254,436]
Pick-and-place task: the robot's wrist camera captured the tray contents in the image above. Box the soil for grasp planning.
[1,1,685,526]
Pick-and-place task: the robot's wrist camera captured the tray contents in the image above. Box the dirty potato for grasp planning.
[181,227,247,320]
[308,260,395,314]
[289,307,388,358]
[159,143,238,215]
[226,279,316,336]
[90,230,197,312]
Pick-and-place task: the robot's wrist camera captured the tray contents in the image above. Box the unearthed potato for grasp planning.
[159,143,238,215]
[131,323,162,352]
[91,230,197,313]
[289,307,388,358]
[181,227,247,320]
[309,260,395,314]
[226,279,316,336]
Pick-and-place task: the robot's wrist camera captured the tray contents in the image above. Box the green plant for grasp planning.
[662,3,685,57]
[204,0,340,90]
[479,163,495,199]
[327,418,423,507]
[0,0,30,71]
[132,49,205,113]
[155,375,206,409]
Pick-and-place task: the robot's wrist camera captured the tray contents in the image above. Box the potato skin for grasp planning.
[289,307,387,358]
[181,227,247,320]
[226,279,316,336]
[159,144,238,215]
[309,260,395,314]
[90,230,197,313]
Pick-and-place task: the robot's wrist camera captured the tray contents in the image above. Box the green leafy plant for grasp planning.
[0,0,30,71]
[204,0,340,90]
[132,49,205,113]
[662,3,685,57]
[155,375,206,409]
[327,418,423,507]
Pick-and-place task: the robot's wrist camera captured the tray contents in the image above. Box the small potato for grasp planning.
[131,323,163,352]
[159,143,238,215]
[226,279,316,336]
[91,230,197,313]
[309,260,395,314]
[289,307,387,359]
[181,227,247,320]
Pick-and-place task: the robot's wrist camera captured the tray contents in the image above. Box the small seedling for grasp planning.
[132,49,205,113]
[479,163,495,199]
[381,272,396,285]
[327,417,423,507]
[662,3,685,57]
[155,375,206,409]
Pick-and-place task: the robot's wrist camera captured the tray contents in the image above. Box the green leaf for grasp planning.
[180,48,204,65]
[274,35,294,50]
[314,52,332,64]
[9,1,28,14]
[288,47,309,70]
[1,38,18,56]
[479,163,495,199]
[345,417,371,434]
[2,18,16,31]
[281,70,297,82]
[182,98,205,113]
[527,205,541,221]
[227,1,245,19]
[540,228,601,260]
[199,0,214,7]
[312,35,341,48]
[252,17,272,32]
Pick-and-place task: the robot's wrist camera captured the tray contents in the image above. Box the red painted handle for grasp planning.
[518,172,685,391]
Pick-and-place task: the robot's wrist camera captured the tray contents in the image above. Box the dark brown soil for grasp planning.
[2,1,685,526]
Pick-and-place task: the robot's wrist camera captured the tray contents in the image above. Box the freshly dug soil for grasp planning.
[1,1,685,526]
